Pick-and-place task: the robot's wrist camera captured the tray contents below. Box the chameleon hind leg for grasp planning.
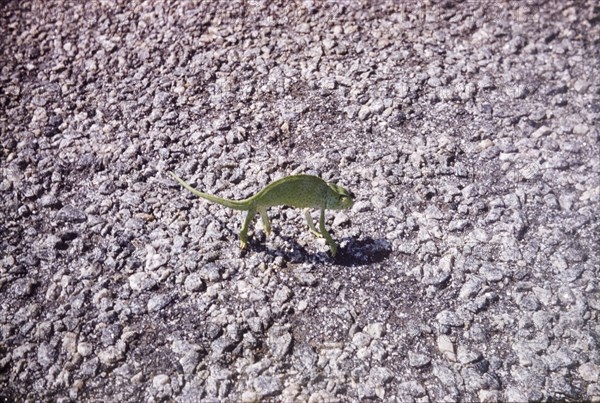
[304,208,322,238]
[258,207,272,236]
[319,208,338,256]
[239,207,257,249]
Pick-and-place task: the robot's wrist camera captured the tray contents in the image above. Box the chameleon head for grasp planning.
[326,182,354,210]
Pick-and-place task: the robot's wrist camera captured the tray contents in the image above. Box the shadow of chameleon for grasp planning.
[245,233,391,266]
[334,237,392,266]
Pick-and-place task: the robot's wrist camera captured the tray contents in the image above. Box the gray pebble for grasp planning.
[545,346,578,371]
[77,342,93,357]
[578,362,600,382]
[479,263,504,282]
[365,323,385,339]
[179,351,201,375]
[267,325,292,358]
[459,276,483,299]
[40,194,61,208]
[11,278,37,298]
[356,383,376,400]
[352,332,372,349]
[421,263,451,286]
[253,375,282,398]
[147,293,174,312]
[369,366,394,385]
[436,310,464,327]
[457,345,483,365]
[296,344,317,371]
[272,286,292,306]
[56,205,87,223]
[184,272,206,293]
[80,357,99,377]
[211,337,237,359]
[408,351,431,368]
[128,272,157,292]
[101,323,122,347]
[36,342,57,368]
[97,346,124,365]
[557,285,576,305]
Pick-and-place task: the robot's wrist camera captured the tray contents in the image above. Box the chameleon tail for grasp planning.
[169,171,250,211]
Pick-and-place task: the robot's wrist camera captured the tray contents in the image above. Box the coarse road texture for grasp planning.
[1,1,599,402]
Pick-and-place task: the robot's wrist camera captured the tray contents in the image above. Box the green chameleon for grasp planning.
[169,172,354,256]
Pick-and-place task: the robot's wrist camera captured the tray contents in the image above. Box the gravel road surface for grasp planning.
[1,1,599,401]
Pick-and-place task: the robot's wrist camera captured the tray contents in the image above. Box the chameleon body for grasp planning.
[170,172,354,256]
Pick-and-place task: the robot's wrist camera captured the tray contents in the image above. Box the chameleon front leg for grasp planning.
[304,208,322,238]
[319,208,338,256]
[258,207,272,236]
[239,207,257,249]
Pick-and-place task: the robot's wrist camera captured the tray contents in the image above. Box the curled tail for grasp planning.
[169,171,250,211]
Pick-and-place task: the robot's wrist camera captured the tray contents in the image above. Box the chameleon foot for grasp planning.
[329,243,338,257]
[310,229,323,238]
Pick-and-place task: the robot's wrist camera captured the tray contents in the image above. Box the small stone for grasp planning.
[56,205,87,223]
[11,278,37,298]
[477,76,494,90]
[77,342,93,357]
[253,375,282,398]
[153,374,170,389]
[147,293,174,312]
[184,272,206,293]
[40,194,61,208]
[436,310,463,327]
[211,337,237,358]
[145,246,168,271]
[357,383,376,400]
[573,79,589,92]
[437,335,456,361]
[241,390,259,403]
[267,325,293,358]
[97,346,124,365]
[80,357,99,377]
[572,123,589,135]
[131,371,145,384]
[333,212,350,227]
[296,345,317,370]
[129,272,156,291]
[546,346,577,370]
[358,104,371,120]
[62,332,78,355]
[246,317,263,333]
[273,286,292,306]
[352,332,372,348]
[179,350,200,375]
[479,389,500,402]
[457,345,482,364]
[578,362,600,382]
[479,264,504,282]
[37,342,57,368]
[531,125,551,138]
[408,351,431,368]
[508,84,527,99]
[504,386,529,402]
[421,263,451,285]
[365,323,385,339]
[320,77,336,90]
[101,324,122,346]
[369,366,394,385]
[557,285,576,305]
[459,276,483,299]
[516,293,540,311]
